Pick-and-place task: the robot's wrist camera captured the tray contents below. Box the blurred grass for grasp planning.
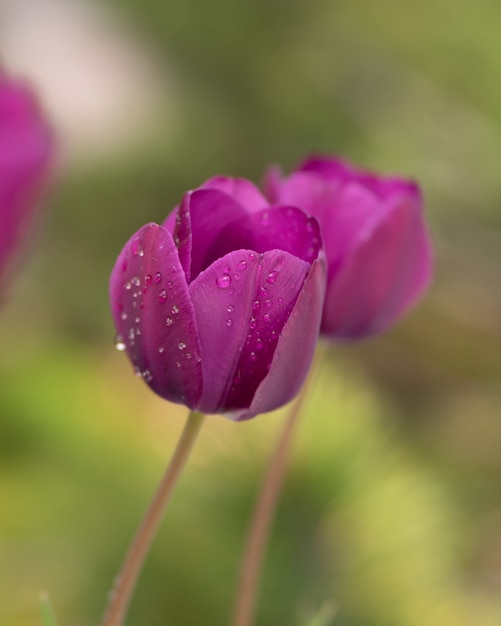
[1,0,501,624]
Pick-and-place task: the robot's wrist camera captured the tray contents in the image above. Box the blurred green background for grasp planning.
[1,0,501,624]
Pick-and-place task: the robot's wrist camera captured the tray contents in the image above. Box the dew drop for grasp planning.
[143,369,153,383]
[132,276,140,287]
[237,260,247,271]
[226,318,233,327]
[178,342,186,350]
[171,304,180,314]
[158,346,165,353]
[165,317,173,326]
[264,299,272,309]
[226,304,234,313]
[158,289,168,304]
[131,238,142,257]
[256,338,263,350]
[249,351,257,361]
[186,352,192,360]
[248,252,256,261]
[263,313,271,323]
[124,281,132,290]
[154,272,162,284]
[114,334,126,351]
[176,361,181,369]
[134,316,140,323]
[145,274,153,285]
[249,317,257,329]
[252,300,260,310]
[120,311,128,321]
[216,273,231,289]
[224,264,231,273]
[266,271,277,284]
[166,280,173,289]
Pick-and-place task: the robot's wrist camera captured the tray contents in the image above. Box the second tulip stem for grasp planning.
[102,409,206,626]
[231,396,304,626]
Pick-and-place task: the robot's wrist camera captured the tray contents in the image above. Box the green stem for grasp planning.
[102,410,206,626]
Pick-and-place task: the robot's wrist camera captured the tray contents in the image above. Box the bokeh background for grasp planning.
[1,0,501,624]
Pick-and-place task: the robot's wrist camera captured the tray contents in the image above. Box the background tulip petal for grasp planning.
[189,248,311,415]
[298,154,420,202]
[322,198,433,338]
[110,223,203,407]
[239,256,326,421]
[0,77,52,280]
[202,176,269,212]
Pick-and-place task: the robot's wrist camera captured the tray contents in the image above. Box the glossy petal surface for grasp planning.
[240,255,326,421]
[110,223,203,408]
[190,249,310,414]
[202,176,268,212]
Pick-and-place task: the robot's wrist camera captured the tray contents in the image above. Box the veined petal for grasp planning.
[110,223,203,407]
[238,255,326,421]
[322,198,433,338]
[189,249,311,415]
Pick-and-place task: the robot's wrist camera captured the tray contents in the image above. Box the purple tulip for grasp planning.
[0,74,53,285]
[110,177,326,420]
[265,155,433,340]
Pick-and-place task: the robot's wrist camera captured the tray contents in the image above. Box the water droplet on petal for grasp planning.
[250,317,257,329]
[264,299,272,309]
[145,274,153,285]
[165,317,173,326]
[114,334,126,351]
[249,351,257,361]
[224,264,231,273]
[158,346,165,353]
[154,272,162,284]
[266,271,277,284]
[256,338,263,350]
[226,318,233,327]
[131,238,142,257]
[176,361,181,368]
[171,304,180,314]
[124,281,132,290]
[252,300,260,310]
[248,252,256,261]
[158,290,167,304]
[237,260,247,271]
[216,273,231,289]
[132,276,140,287]
[120,311,128,321]
[166,281,173,289]
[134,316,140,323]
[263,313,271,323]
[143,369,153,382]
[178,342,186,350]
[227,304,234,313]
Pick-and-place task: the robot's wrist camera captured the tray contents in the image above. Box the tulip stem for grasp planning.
[102,410,206,626]
[230,394,306,626]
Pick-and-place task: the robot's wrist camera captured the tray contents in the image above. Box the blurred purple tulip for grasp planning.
[0,74,53,286]
[265,155,433,340]
[110,178,326,420]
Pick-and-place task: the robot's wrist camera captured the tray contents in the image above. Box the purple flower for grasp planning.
[265,155,433,340]
[110,177,326,421]
[0,74,53,284]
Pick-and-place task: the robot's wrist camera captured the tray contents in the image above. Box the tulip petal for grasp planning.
[0,78,52,278]
[298,154,419,202]
[189,248,311,415]
[110,223,203,407]
[238,256,326,421]
[202,176,269,212]
[322,198,433,338]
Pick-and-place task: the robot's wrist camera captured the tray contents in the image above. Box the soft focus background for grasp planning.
[1,0,501,624]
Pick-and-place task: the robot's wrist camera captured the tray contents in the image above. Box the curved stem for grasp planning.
[231,395,305,626]
[102,410,206,626]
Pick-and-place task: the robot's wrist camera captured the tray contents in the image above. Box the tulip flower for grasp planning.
[0,74,53,284]
[110,177,326,421]
[265,155,433,339]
